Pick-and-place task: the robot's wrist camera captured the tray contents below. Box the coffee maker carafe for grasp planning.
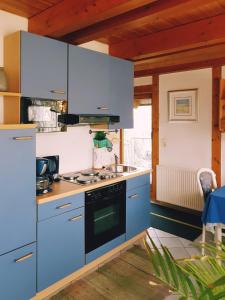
[36,158,52,195]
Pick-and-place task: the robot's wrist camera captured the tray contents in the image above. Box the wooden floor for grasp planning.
[51,245,169,300]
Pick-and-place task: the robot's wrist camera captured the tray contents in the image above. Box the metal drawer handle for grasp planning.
[13,136,33,141]
[15,252,33,263]
[69,215,82,222]
[50,89,65,94]
[97,106,109,110]
[129,193,139,199]
[56,203,72,209]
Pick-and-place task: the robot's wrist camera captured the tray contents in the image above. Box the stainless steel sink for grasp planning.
[106,164,137,173]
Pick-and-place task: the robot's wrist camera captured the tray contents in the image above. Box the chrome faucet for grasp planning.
[114,154,119,174]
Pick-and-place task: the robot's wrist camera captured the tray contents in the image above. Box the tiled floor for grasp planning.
[147,227,202,259]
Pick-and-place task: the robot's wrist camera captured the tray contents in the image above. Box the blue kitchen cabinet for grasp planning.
[68,45,134,128]
[68,45,111,115]
[126,175,151,240]
[0,129,36,256]
[37,206,85,291]
[0,242,36,300]
[20,31,67,100]
[38,192,84,221]
[109,55,134,129]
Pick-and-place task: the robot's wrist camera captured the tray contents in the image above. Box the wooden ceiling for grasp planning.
[2,0,225,75]
[0,0,62,18]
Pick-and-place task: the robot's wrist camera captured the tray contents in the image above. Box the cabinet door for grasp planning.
[21,31,67,100]
[0,129,36,255]
[0,243,36,300]
[37,207,85,291]
[109,56,134,129]
[126,185,151,240]
[68,45,111,115]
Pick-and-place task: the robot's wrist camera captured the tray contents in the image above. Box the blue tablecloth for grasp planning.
[202,186,225,225]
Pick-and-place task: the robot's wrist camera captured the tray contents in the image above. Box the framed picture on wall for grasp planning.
[168,89,198,121]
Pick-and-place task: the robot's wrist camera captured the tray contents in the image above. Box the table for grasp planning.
[202,186,225,243]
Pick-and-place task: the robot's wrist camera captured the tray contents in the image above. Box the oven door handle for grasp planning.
[94,211,116,222]
[85,194,122,206]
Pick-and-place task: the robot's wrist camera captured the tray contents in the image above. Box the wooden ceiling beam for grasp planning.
[134,85,152,99]
[28,0,157,37]
[60,0,206,44]
[134,70,154,78]
[135,94,152,99]
[134,43,225,76]
[134,85,152,94]
[110,13,225,60]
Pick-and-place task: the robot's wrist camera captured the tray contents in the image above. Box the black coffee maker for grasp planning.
[36,155,60,195]
[36,158,52,195]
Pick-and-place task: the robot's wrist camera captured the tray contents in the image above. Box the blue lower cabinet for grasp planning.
[86,234,126,264]
[0,243,36,300]
[126,184,151,240]
[126,174,150,191]
[37,207,85,291]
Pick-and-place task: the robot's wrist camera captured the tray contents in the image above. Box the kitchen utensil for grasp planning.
[36,158,48,176]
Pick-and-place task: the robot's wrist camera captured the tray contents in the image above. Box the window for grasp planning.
[124,105,152,169]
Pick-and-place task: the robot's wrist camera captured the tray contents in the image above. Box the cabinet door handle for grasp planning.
[56,203,72,209]
[97,106,109,110]
[129,193,139,199]
[13,136,33,141]
[69,215,82,222]
[50,89,65,94]
[15,252,33,263]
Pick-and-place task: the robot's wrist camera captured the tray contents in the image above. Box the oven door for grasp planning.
[85,183,126,253]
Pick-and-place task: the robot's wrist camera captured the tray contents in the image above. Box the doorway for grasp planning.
[123,105,152,171]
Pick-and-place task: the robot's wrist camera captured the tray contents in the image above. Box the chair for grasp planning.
[197,168,218,255]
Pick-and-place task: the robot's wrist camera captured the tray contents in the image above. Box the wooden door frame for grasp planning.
[212,66,222,186]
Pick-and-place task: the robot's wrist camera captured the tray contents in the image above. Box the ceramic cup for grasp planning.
[0,68,8,91]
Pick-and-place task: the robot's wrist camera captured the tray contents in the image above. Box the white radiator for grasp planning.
[156,165,203,211]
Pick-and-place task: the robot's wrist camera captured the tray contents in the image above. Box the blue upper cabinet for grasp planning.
[20,31,67,100]
[68,45,134,128]
[0,129,36,255]
[109,56,134,129]
[68,45,111,115]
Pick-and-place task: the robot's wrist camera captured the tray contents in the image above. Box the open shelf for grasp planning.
[0,91,21,97]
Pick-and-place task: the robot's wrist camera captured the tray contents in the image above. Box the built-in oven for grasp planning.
[85,181,126,254]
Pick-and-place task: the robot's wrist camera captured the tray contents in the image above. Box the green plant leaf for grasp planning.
[146,234,170,283]
[144,239,160,277]
[144,231,225,300]
[162,246,180,289]
[211,275,225,287]
[212,290,225,300]
[146,234,198,298]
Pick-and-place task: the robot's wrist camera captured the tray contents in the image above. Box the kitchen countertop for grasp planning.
[0,124,36,130]
[37,169,152,205]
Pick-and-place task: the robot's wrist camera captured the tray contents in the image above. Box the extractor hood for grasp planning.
[58,114,120,125]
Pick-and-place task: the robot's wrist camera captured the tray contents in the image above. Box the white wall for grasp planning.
[36,126,93,173]
[134,76,152,86]
[79,41,109,54]
[159,69,212,170]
